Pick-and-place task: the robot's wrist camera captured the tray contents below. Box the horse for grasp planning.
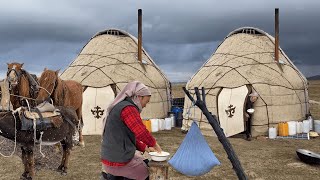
[0,106,78,179]
[35,68,85,147]
[6,62,39,109]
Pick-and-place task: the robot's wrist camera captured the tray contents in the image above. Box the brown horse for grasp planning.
[0,106,78,179]
[36,68,84,147]
[6,62,39,109]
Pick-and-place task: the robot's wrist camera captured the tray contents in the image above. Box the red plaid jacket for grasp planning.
[102,106,156,166]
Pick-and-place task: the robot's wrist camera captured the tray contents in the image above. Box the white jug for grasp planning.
[268,127,277,139]
[164,118,172,130]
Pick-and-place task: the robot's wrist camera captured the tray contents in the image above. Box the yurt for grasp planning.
[183,27,309,137]
[60,29,171,135]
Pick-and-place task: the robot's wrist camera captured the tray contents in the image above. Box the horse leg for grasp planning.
[20,145,35,180]
[76,107,85,147]
[21,146,28,179]
[57,138,72,175]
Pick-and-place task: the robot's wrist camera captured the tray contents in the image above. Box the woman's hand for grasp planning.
[150,142,162,153]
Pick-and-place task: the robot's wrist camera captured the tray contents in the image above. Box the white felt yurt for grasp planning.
[183,27,309,137]
[60,29,171,135]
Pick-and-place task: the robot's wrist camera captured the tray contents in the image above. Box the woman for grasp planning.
[245,89,259,141]
[101,81,162,180]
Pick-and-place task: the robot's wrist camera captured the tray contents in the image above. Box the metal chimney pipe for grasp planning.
[138,9,142,63]
[275,8,279,63]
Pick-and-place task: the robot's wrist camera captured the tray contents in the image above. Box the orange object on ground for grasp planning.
[143,120,152,132]
[278,122,289,136]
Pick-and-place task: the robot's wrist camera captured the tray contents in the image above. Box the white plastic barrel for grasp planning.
[268,127,277,139]
[171,116,175,127]
[314,120,320,133]
[302,120,310,133]
[287,121,297,135]
[164,118,172,130]
[150,119,159,132]
[158,119,165,130]
[296,122,303,134]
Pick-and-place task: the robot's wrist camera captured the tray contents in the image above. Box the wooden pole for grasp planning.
[275,8,279,63]
[138,9,142,63]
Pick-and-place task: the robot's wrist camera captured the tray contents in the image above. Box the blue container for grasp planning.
[171,106,183,122]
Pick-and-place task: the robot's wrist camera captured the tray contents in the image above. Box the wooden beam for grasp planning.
[275,8,279,63]
[138,9,142,63]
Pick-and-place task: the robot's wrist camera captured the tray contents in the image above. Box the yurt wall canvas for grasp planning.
[60,29,171,135]
[183,27,309,137]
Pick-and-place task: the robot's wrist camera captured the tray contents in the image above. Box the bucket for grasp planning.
[278,122,289,136]
[302,120,310,133]
[268,127,277,139]
[143,120,152,132]
[288,121,297,135]
[314,120,320,133]
[151,119,159,132]
[164,118,172,130]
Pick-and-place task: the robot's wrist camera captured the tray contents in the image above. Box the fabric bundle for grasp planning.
[168,122,220,176]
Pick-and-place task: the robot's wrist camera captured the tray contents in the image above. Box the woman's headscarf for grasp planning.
[102,81,151,133]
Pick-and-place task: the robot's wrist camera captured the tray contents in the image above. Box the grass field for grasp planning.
[0,80,319,180]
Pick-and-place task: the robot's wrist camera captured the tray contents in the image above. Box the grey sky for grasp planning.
[0,0,319,82]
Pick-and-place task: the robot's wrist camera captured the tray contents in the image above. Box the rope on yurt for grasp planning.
[168,121,220,176]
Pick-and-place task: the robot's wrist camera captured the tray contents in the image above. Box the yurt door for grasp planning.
[217,85,249,137]
[82,86,115,135]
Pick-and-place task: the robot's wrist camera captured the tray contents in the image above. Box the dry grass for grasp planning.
[171,82,187,98]
[0,80,319,179]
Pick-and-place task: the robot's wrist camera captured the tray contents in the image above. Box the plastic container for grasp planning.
[158,119,165,130]
[168,112,175,127]
[288,121,297,135]
[314,120,320,133]
[170,116,175,127]
[151,119,159,132]
[296,122,303,134]
[278,122,289,136]
[302,120,310,133]
[143,120,152,132]
[307,116,314,130]
[164,118,172,130]
[172,106,183,123]
[268,127,277,139]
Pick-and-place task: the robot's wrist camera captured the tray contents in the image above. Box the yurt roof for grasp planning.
[60,28,169,89]
[187,27,307,91]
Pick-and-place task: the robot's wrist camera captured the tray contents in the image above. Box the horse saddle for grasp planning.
[20,102,62,131]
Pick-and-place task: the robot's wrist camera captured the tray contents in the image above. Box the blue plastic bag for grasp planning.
[168,122,220,176]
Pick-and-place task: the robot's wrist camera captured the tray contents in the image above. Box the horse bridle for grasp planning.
[7,68,23,88]
[39,76,58,103]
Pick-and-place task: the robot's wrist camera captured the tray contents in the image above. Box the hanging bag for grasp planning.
[168,121,220,176]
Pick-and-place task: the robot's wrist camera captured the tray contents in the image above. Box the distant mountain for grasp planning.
[171,81,187,85]
[307,75,320,80]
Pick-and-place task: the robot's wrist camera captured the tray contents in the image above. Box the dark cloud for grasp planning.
[0,0,319,81]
